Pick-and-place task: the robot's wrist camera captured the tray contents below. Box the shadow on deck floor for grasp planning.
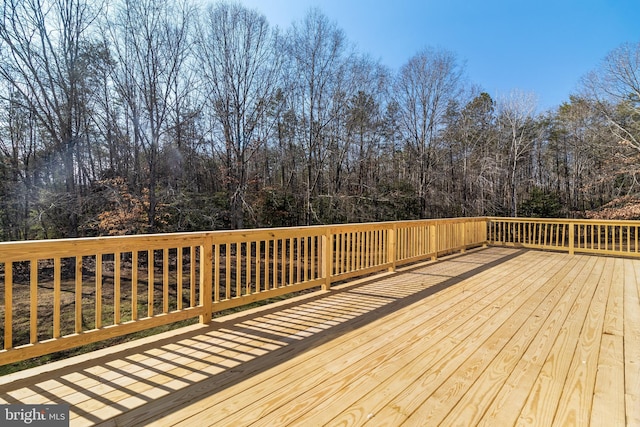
[0,247,525,426]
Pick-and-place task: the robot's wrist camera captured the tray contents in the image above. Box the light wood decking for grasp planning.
[1,247,638,426]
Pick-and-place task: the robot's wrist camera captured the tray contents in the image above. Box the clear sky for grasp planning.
[238,0,640,112]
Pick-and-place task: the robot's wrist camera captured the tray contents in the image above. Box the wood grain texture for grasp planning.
[477,255,596,427]
[625,259,640,426]
[0,247,636,427]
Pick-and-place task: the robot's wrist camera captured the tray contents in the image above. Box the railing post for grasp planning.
[322,228,332,290]
[387,224,396,272]
[483,218,489,248]
[569,222,575,255]
[430,223,437,260]
[199,236,213,324]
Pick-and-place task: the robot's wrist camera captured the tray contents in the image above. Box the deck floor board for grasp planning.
[0,247,637,426]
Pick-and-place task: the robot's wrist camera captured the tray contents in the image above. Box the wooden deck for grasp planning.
[0,247,639,426]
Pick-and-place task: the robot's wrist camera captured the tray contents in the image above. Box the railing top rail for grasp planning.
[487,217,640,226]
[0,217,489,262]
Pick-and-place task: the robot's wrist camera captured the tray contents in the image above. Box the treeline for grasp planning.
[0,0,638,240]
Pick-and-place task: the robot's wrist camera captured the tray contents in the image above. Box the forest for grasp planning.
[0,0,639,241]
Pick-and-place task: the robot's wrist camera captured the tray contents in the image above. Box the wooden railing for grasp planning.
[488,217,640,257]
[0,218,487,366]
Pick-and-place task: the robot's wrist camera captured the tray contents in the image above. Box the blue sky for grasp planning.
[238,0,640,111]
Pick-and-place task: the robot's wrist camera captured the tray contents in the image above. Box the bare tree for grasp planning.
[443,90,497,215]
[496,90,539,216]
[0,89,41,239]
[283,8,351,224]
[196,2,281,229]
[107,0,195,231]
[0,0,102,236]
[551,97,613,211]
[583,42,640,153]
[394,47,463,217]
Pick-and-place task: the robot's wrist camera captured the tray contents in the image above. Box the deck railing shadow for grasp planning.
[0,247,526,425]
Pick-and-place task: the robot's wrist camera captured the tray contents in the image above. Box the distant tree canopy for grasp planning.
[0,0,638,240]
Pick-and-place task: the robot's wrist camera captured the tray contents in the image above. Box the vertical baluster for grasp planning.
[403,227,408,260]
[364,231,369,267]
[281,239,287,286]
[236,242,242,296]
[226,243,231,299]
[5,262,12,349]
[115,253,121,323]
[163,248,169,314]
[370,230,375,265]
[247,242,253,294]
[272,240,278,289]
[30,259,37,344]
[177,247,183,310]
[343,232,348,272]
[412,227,417,256]
[342,232,347,273]
[373,229,377,264]
[53,258,61,338]
[96,254,103,328]
[356,231,361,271]
[627,226,631,253]
[411,226,415,256]
[345,232,350,272]
[332,233,337,275]
[308,236,313,280]
[132,252,138,321]
[288,238,294,285]
[213,244,220,301]
[147,250,154,318]
[359,230,364,267]
[190,247,196,307]
[296,237,302,283]
[300,237,306,282]
[256,241,262,292]
[75,256,82,333]
[264,240,270,290]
